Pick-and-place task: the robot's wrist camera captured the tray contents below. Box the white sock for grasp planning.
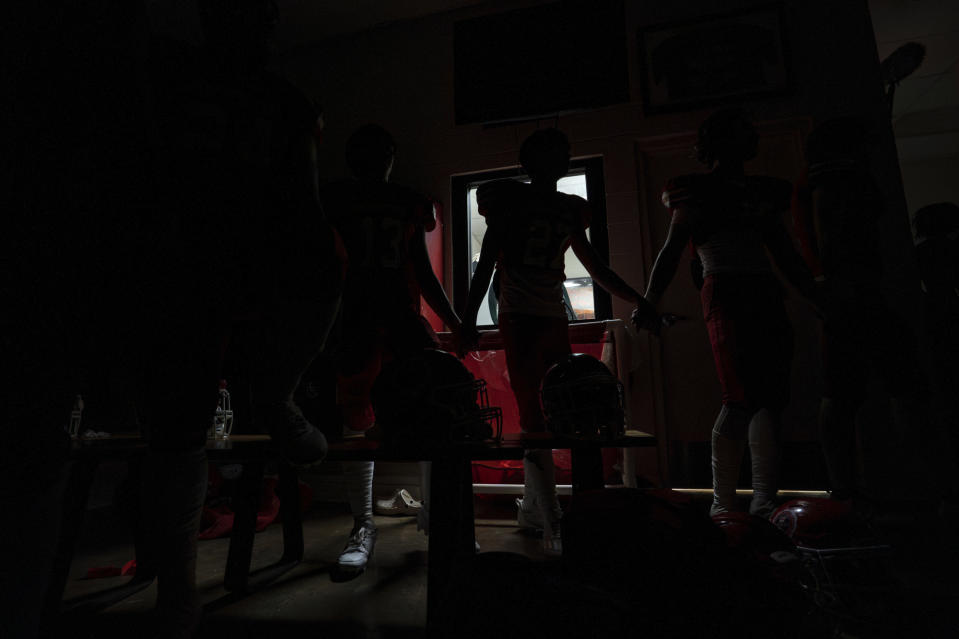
[748,410,780,516]
[711,432,746,516]
[523,449,560,519]
[343,461,374,527]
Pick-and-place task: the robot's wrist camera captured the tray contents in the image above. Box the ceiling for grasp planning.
[868,0,959,159]
[147,0,490,47]
[147,0,959,161]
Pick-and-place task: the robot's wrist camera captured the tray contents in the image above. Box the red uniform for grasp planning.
[478,179,590,432]
[662,173,794,412]
[322,180,440,430]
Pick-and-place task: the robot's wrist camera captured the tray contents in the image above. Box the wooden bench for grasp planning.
[53,429,656,635]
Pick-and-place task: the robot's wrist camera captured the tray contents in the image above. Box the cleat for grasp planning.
[336,521,377,573]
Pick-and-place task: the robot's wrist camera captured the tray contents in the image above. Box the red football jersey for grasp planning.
[322,180,435,320]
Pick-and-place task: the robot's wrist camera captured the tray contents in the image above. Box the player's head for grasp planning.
[199,0,278,65]
[520,128,571,183]
[913,202,959,239]
[805,116,871,169]
[346,124,395,181]
[695,108,758,167]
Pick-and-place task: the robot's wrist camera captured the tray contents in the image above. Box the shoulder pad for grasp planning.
[661,174,703,209]
[559,193,591,229]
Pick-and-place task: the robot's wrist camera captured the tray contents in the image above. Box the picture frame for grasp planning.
[638,3,793,114]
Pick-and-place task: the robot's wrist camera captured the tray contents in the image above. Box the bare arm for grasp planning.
[645,209,692,307]
[410,226,460,330]
[569,227,646,307]
[462,223,502,333]
[763,214,821,305]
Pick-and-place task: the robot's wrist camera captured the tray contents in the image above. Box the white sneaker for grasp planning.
[515,497,562,530]
[375,488,422,516]
[542,518,562,557]
[516,497,562,556]
[337,522,377,572]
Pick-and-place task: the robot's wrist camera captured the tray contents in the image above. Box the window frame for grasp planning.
[450,156,612,326]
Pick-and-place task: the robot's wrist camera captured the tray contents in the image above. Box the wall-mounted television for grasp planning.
[454,0,628,126]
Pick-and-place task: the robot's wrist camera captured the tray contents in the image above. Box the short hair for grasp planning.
[519,128,570,172]
[694,108,758,167]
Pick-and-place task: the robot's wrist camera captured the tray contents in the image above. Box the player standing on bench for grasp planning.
[639,108,820,518]
[459,128,654,554]
[321,124,463,575]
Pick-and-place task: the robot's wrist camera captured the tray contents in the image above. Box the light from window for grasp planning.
[468,173,594,325]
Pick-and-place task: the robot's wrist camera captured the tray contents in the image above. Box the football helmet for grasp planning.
[770,498,868,548]
[712,511,800,569]
[540,353,624,439]
[371,348,502,447]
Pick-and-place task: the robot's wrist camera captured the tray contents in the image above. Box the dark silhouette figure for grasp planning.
[638,108,820,517]
[914,202,959,451]
[1,3,158,636]
[461,128,653,554]
[317,124,462,575]
[792,117,952,504]
[135,0,343,634]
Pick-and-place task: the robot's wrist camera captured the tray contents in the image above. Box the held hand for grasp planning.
[456,324,480,358]
[630,304,661,333]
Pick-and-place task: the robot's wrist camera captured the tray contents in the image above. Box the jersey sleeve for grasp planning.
[564,193,591,230]
[416,195,438,233]
[477,179,523,220]
[661,174,700,210]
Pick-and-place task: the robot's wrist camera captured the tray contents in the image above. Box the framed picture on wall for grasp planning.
[638,3,792,114]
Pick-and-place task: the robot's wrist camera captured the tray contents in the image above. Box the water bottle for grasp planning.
[209,380,234,440]
[68,394,84,438]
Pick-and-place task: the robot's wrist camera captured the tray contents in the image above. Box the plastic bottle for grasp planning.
[210,380,234,440]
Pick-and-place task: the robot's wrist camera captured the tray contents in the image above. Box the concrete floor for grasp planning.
[58,496,554,639]
[55,489,959,639]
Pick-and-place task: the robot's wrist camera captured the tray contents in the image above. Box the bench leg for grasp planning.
[43,460,98,622]
[277,462,304,564]
[571,447,605,493]
[224,461,264,593]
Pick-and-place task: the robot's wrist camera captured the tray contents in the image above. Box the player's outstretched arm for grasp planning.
[644,209,692,309]
[411,227,461,332]
[459,223,503,355]
[569,227,646,306]
[763,215,822,314]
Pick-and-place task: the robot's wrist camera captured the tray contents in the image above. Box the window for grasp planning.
[452,157,611,327]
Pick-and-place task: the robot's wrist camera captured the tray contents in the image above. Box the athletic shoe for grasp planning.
[517,497,563,556]
[265,402,328,468]
[542,518,562,556]
[375,489,422,516]
[515,497,563,530]
[337,522,377,572]
[749,498,779,519]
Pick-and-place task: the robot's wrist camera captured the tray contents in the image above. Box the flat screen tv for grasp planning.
[454,0,628,125]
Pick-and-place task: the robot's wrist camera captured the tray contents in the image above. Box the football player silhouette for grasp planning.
[321,124,462,574]
[460,128,653,554]
[641,108,820,517]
